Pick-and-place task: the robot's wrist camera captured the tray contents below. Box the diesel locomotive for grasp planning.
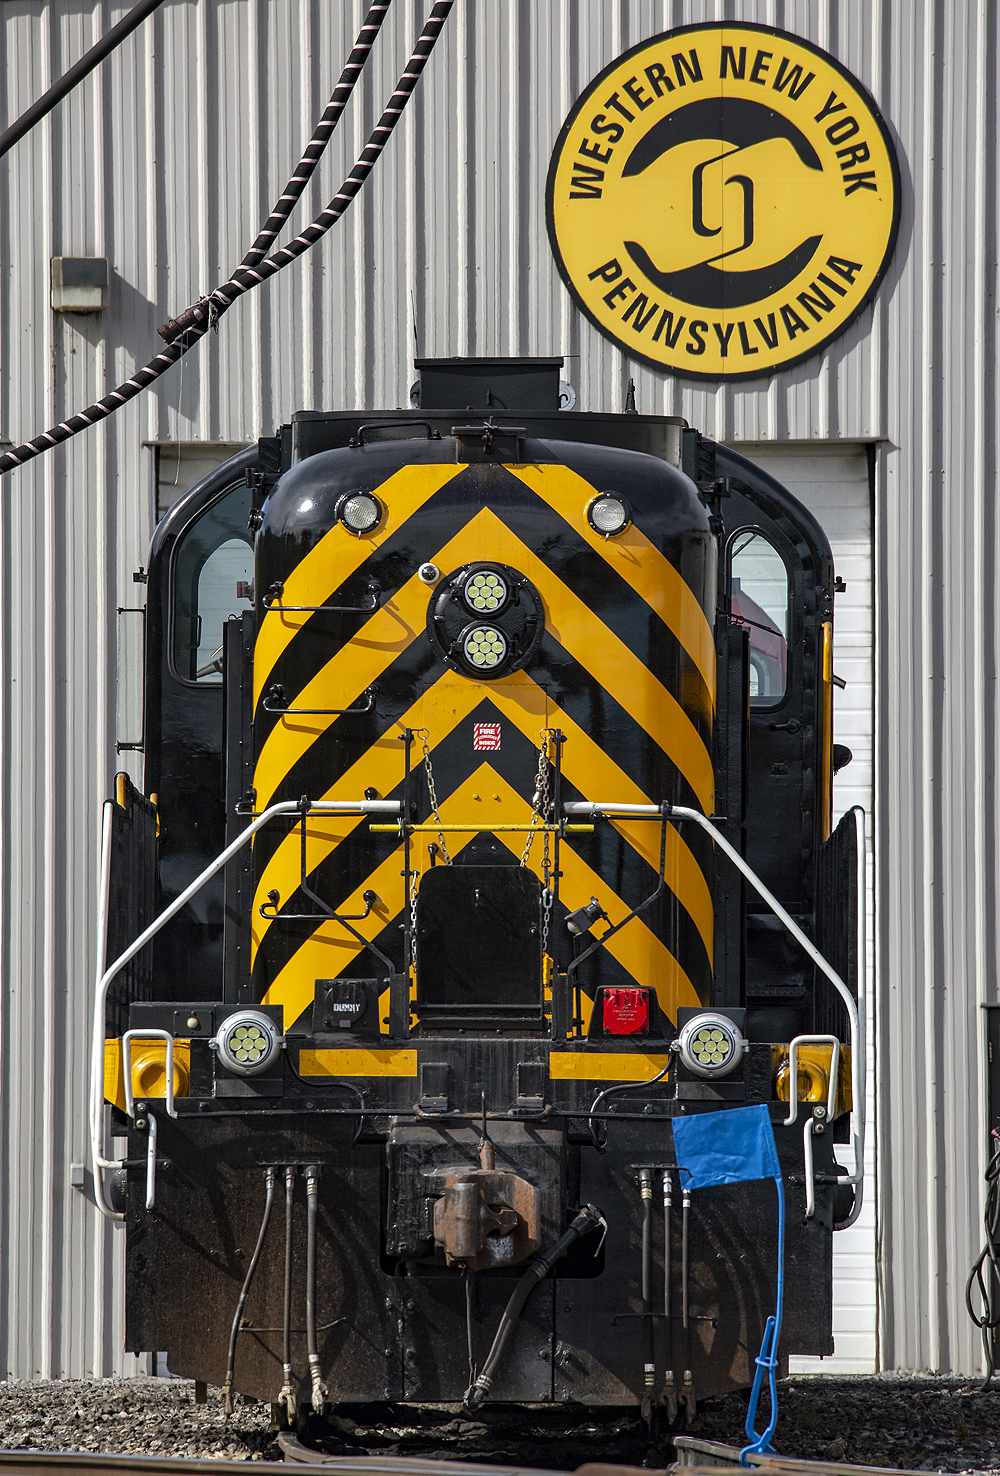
[91,355,863,1419]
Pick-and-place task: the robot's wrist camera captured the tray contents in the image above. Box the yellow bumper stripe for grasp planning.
[549,1051,672,1081]
[298,1048,417,1077]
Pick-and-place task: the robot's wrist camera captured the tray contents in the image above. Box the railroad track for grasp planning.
[0,1442,912,1476]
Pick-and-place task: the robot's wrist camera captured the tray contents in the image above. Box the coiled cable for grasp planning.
[966,1128,1000,1387]
[0,0,454,477]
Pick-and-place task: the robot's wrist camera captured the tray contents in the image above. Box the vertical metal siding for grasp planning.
[0,0,995,1376]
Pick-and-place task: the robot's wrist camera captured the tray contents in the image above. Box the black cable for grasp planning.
[0,0,166,162]
[0,0,453,477]
[158,0,393,337]
[284,1044,367,1143]
[222,1166,276,1418]
[966,1129,1000,1387]
[588,1061,672,1149]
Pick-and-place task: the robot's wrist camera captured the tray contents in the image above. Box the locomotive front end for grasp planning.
[99,358,861,1417]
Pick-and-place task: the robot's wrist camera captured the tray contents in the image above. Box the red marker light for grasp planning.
[602,987,649,1036]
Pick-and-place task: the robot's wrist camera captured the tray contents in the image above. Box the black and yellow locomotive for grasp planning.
[94,357,862,1417]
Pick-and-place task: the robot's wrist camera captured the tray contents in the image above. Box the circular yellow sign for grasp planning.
[547,23,900,381]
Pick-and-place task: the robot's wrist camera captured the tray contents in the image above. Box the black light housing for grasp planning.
[586,493,631,537]
[336,491,383,535]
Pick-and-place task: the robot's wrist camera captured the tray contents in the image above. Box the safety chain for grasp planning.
[520,730,556,960]
[409,867,420,968]
[418,729,452,864]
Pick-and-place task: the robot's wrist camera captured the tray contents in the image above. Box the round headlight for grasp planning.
[587,494,631,537]
[463,569,509,613]
[676,1012,746,1079]
[211,1010,282,1077]
[337,492,383,535]
[462,624,508,670]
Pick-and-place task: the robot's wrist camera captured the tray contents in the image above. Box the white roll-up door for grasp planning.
[732,443,876,1375]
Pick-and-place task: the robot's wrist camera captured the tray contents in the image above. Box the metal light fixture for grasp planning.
[337,492,383,535]
[211,1010,282,1077]
[586,494,631,537]
[675,1011,746,1079]
[566,896,608,936]
[463,569,509,613]
[462,624,508,669]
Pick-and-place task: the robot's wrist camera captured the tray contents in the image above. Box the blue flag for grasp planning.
[672,1103,781,1189]
[672,1104,784,1462]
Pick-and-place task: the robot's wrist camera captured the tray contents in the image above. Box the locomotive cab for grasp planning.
[95,357,862,1416]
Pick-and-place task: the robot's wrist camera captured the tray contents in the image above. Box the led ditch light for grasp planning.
[676,1011,746,1079]
[463,569,508,612]
[586,494,631,537]
[211,1010,282,1077]
[337,491,383,535]
[462,624,507,669]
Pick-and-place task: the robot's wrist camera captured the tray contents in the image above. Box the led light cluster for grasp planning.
[211,1010,281,1077]
[464,570,507,612]
[675,1011,746,1079]
[463,625,507,668]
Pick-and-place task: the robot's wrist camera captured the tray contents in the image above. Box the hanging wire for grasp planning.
[966,1129,1000,1387]
[0,0,454,477]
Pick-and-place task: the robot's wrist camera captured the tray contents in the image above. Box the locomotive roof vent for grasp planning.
[413,356,564,412]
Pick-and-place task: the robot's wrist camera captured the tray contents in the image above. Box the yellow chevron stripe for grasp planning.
[253,675,711,967]
[488,678,713,960]
[254,506,713,816]
[251,674,529,964]
[510,462,716,703]
[253,463,463,707]
[261,762,702,1030]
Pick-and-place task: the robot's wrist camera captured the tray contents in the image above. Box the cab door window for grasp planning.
[171,483,253,683]
[730,530,789,706]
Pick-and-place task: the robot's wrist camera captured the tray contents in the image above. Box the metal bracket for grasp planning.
[263,682,376,716]
[262,579,380,614]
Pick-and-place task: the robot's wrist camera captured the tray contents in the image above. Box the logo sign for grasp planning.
[546,23,900,381]
[473,722,501,751]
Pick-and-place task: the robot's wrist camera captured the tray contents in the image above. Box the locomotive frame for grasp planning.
[91,356,863,1419]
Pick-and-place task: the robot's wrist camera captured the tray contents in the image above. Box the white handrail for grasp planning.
[563,800,865,1217]
[782,1034,841,1127]
[90,796,400,1221]
[122,1029,177,1120]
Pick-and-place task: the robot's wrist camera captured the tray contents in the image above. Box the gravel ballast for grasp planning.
[2,1375,1000,1470]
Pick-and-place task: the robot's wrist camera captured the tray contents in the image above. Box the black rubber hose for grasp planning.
[222,1166,276,1417]
[279,1166,296,1416]
[639,1170,655,1408]
[463,1204,604,1411]
[0,0,165,162]
[305,1166,325,1413]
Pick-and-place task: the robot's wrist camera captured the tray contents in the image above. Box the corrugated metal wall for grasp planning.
[0,0,995,1377]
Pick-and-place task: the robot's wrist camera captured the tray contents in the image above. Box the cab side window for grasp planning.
[730,530,789,707]
[172,483,253,683]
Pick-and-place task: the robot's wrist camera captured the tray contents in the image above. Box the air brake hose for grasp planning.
[463,1203,605,1411]
[222,1166,276,1418]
